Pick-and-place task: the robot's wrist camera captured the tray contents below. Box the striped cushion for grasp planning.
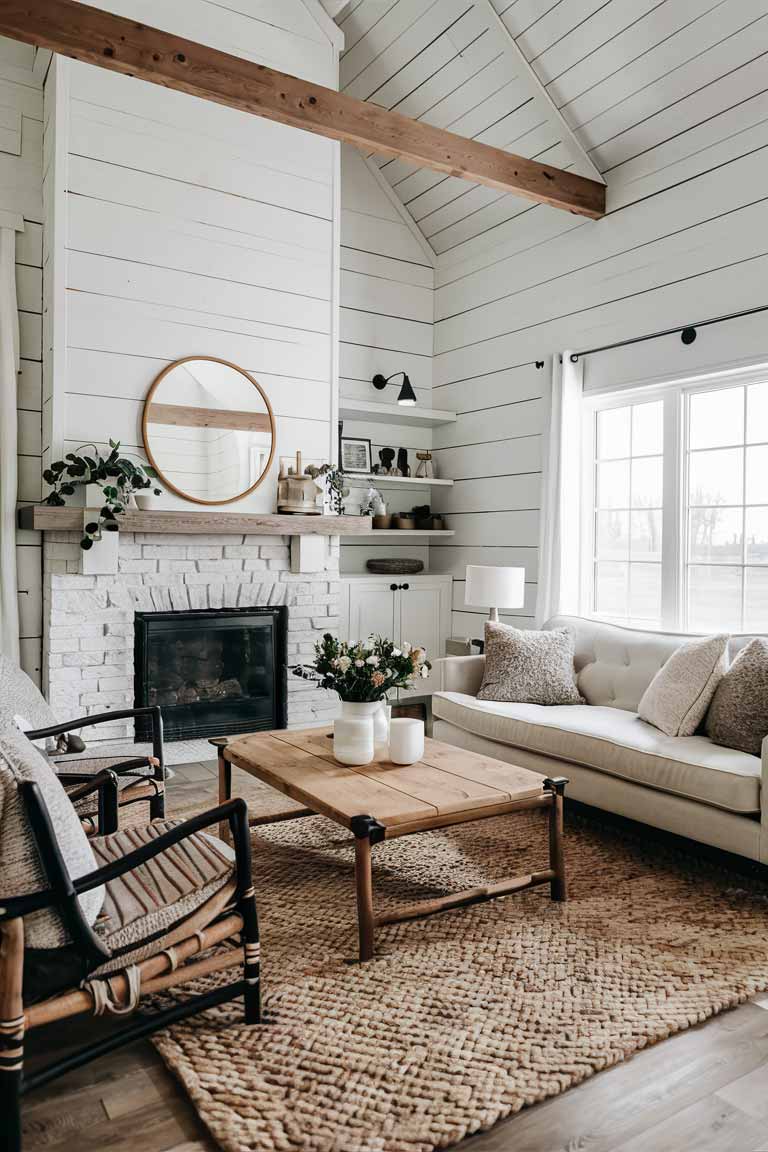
[91,821,236,973]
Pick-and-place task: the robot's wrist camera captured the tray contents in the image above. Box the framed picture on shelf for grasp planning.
[340,436,372,475]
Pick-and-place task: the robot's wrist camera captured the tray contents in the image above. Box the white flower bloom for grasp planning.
[401,642,412,656]
[420,664,430,678]
[354,659,364,668]
[336,655,352,672]
[413,646,427,665]
[365,655,379,666]
[392,648,401,657]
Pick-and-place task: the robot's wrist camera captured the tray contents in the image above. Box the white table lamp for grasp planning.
[464,565,525,622]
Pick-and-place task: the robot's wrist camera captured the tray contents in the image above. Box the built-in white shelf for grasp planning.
[339,398,457,427]
[345,473,453,488]
[362,529,455,538]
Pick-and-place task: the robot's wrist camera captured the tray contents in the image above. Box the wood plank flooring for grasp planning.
[22,760,768,1152]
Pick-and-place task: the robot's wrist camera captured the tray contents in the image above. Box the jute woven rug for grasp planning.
[153,777,768,1152]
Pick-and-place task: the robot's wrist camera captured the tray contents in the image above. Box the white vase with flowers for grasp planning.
[292,634,431,766]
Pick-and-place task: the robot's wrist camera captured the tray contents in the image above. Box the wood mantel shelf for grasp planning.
[18,506,372,536]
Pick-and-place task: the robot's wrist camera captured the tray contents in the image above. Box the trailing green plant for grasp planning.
[42,440,161,550]
[305,463,350,515]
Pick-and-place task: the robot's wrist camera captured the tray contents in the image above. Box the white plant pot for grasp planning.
[84,482,104,509]
[80,511,119,575]
[333,700,382,766]
[134,490,163,510]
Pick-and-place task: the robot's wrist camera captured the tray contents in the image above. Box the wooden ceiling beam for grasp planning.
[0,0,606,219]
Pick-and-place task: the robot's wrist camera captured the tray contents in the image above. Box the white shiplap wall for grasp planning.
[339,145,436,573]
[426,0,768,637]
[0,39,45,681]
[43,0,340,518]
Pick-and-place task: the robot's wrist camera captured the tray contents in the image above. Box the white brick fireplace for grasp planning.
[41,530,341,742]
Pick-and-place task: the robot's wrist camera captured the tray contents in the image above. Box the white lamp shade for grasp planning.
[464,565,525,610]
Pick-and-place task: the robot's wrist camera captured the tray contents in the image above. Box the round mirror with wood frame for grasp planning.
[142,356,276,506]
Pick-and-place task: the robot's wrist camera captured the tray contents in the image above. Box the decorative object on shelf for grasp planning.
[372,446,401,476]
[366,558,424,575]
[372,514,392,529]
[389,716,425,765]
[411,505,444,530]
[465,564,526,622]
[372,370,417,407]
[396,447,410,477]
[276,451,323,514]
[415,450,435,479]
[391,514,416,530]
[42,440,161,551]
[360,487,385,517]
[142,355,275,506]
[292,633,431,766]
[339,436,373,475]
[304,463,350,515]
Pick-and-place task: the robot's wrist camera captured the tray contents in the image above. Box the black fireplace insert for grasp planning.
[134,607,287,741]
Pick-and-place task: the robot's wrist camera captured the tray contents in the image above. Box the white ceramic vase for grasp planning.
[333,701,380,766]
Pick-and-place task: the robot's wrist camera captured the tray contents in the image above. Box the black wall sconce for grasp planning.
[372,370,417,407]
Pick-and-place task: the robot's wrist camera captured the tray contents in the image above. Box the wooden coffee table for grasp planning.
[214,728,568,961]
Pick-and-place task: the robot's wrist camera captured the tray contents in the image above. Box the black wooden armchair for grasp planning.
[0,653,165,831]
[26,705,166,832]
[0,725,260,1152]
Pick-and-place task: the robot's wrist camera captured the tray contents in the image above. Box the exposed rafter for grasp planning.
[476,0,604,185]
[0,0,606,219]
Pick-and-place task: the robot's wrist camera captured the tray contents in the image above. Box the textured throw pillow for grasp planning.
[477,622,583,706]
[706,638,768,756]
[638,633,728,737]
[0,723,104,949]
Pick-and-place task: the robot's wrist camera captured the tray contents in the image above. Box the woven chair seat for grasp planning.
[91,820,237,974]
[53,755,156,777]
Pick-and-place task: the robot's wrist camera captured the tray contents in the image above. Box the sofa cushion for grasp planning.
[706,638,768,756]
[432,692,761,815]
[477,622,582,705]
[638,634,729,737]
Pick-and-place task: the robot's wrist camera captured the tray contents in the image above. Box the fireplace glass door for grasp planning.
[134,608,287,741]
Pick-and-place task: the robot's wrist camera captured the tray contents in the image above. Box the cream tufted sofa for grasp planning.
[433,615,768,865]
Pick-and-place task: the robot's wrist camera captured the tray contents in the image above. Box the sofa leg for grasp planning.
[0,920,25,1152]
[240,887,261,1025]
[544,777,568,902]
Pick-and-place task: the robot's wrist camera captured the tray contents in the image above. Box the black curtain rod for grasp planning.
[568,302,768,363]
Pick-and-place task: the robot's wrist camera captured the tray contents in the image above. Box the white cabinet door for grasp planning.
[397,578,451,695]
[346,579,396,645]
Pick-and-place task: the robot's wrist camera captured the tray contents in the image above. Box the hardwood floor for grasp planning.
[22,761,768,1152]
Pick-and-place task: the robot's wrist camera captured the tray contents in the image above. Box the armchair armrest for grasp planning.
[57,768,119,834]
[432,654,485,697]
[27,705,164,778]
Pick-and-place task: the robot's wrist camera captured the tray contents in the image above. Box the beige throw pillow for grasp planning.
[477,622,583,706]
[638,634,728,737]
[706,638,768,757]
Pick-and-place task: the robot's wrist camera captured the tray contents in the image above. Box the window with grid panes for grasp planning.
[583,372,768,632]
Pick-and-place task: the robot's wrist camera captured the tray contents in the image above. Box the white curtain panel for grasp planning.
[536,352,584,625]
[0,224,21,662]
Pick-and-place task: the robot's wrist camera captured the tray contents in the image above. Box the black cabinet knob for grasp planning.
[390,583,398,591]
[401,583,409,591]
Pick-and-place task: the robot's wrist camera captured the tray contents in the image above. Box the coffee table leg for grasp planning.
[544,777,568,901]
[218,749,232,843]
[354,835,374,961]
[351,816,385,962]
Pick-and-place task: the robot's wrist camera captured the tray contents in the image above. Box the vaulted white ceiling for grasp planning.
[335,0,766,261]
